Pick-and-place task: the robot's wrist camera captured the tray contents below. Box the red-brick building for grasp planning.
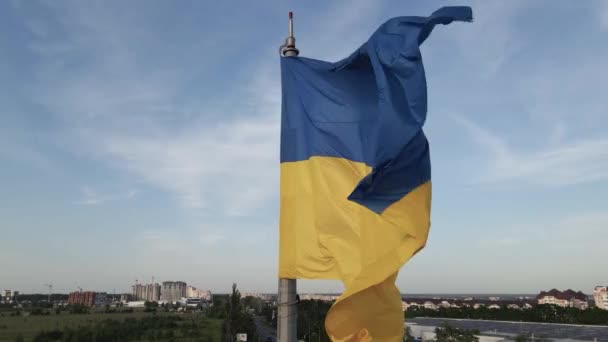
[68,291,96,307]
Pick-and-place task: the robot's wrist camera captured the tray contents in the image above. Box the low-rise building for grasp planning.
[94,293,108,306]
[594,286,608,310]
[423,301,437,310]
[120,293,134,303]
[68,291,108,307]
[126,301,146,308]
[299,294,339,302]
[1,290,19,303]
[403,301,421,310]
[186,286,212,301]
[439,301,451,309]
[180,297,211,308]
[242,293,275,301]
[537,289,588,309]
[402,297,534,312]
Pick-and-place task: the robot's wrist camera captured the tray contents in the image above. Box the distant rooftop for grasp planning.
[537,289,588,301]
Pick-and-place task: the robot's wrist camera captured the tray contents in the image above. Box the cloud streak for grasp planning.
[76,186,138,206]
[478,211,608,250]
[99,113,279,213]
[441,0,527,78]
[18,0,385,218]
[5,0,608,293]
[0,141,55,173]
[15,1,278,216]
[454,114,608,186]
[600,0,608,31]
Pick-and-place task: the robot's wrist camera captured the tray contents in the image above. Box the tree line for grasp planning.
[407,304,608,325]
[259,300,599,341]
[31,315,219,342]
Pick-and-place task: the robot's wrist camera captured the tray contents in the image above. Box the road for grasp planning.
[408,317,608,341]
[254,316,277,342]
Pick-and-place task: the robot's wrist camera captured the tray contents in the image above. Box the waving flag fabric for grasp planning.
[279,7,472,341]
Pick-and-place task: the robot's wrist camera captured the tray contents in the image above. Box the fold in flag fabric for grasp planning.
[279,6,472,341]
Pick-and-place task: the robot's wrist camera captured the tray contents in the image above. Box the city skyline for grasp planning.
[1,0,608,294]
[3,285,607,297]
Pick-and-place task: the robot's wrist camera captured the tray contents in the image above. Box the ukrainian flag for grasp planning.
[279,7,472,341]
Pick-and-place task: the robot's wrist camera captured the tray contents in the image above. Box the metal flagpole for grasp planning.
[278,11,299,342]
[277,279,297,341]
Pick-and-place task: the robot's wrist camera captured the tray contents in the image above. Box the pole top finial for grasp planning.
[280,10,299,57]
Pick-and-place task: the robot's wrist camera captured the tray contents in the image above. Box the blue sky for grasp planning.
[1,0,607,295]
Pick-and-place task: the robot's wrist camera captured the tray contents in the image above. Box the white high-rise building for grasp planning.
[594,286,608,310]
[161,281,187,303]
[186,286,212,301]
[132,283,161,302]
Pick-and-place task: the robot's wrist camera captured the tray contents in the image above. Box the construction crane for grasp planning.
[43,284,52,303]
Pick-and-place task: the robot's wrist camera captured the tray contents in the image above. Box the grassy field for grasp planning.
[0,311,222,341]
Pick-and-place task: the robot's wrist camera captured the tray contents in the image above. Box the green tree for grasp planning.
[144,300,159,308]
[32,330,63,342]
[223,283,242,341]
[221,283,259,342]
[297,300,332,342]
[407,303,608,326]
[404,326,416,342]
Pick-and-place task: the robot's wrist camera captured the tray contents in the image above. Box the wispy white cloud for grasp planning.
[99,114,278,214]
[468,211,608,293]
[18,0,381,218]
[76,186,138,205]
[78,186,103,206]
[131,225,275,292]
[453,114,608,186]
[298,0,385,61]
[599,0,608,31]
[139,230,190,254]
[548,122,567,145]
[5,0,608,294]
[519,57,608,125]
[199,232,227,246]
[445,0,527,78]
[14,2,274,215]
[478,211,608,249]
[136,225,266,256]
[0,141,55,172]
